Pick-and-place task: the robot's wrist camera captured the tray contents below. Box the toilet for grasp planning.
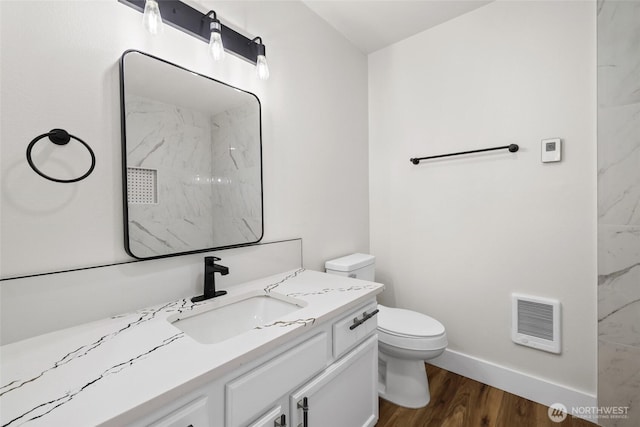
[325,253,448,409]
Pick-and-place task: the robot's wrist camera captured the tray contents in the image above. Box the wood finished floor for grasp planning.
[376,364,597,427]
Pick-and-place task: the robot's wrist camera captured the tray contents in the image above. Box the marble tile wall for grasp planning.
[125,95,215,257]
[210,101,263,247]
[597,1,640,426]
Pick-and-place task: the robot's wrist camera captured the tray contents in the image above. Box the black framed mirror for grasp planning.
[120,50,263,259]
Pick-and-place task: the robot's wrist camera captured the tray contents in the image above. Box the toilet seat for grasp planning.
[378,328,447,351]
[377,305,447,351]
[377,305,445,337]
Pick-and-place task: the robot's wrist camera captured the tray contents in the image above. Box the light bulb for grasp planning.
[256,54,269,80]
[209,23,224,61]
[142,0,163,35]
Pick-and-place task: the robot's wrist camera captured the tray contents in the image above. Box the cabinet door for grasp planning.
[290,335,378,427]
[226,333,328,427]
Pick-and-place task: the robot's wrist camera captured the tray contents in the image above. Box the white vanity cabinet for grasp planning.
[243,335,378,427]
[289,335,378,427]
[134,299,379,427]
[240,301,379,427]
[225,333,329,426]
[0,269,385,427]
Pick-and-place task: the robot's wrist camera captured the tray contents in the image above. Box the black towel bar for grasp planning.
[410,144,519,165]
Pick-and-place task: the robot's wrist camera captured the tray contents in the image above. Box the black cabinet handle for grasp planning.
[297,397,308,427]
[274,414,286,427]
[350,309,379,330]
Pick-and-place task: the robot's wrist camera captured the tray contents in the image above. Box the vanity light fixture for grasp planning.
[142,0,163,35]
[205,11,224,61]
[119,0,269,79]
[253,37,269,80]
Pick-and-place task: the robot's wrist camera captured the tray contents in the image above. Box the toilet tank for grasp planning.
[325,253,375,281]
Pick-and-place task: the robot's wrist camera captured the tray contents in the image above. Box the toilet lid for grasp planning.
[378,305,445,338]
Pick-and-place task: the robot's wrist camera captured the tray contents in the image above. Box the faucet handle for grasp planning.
[205,256,222,264]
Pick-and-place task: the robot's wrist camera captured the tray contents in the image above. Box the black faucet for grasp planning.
[191,256,229,302]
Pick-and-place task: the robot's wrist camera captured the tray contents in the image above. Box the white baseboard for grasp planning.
[428,349,597,422]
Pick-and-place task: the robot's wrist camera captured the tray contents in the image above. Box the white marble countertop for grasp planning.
[0,269,383,427]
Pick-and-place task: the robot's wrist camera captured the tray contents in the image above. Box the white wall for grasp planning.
[0,0,369,279]
[369,0,597,395]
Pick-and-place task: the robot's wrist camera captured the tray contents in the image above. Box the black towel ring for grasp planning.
[26,129,96,183]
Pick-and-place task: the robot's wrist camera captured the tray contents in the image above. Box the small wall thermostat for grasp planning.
[541,138,562,163]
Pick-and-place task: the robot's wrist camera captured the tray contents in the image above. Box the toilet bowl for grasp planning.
[324,254,447,409]
[377,305,447,408]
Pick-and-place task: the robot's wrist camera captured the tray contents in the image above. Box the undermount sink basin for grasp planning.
[169,291,306,344]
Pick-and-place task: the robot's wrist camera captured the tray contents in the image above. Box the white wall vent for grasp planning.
[127,167,158,204]
[512,294,561,354]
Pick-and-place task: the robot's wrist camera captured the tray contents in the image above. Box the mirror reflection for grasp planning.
[120,50,263,259]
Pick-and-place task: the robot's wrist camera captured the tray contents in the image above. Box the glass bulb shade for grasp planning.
[256,54,270,80]
[143,0,163,35]
[209,31,225,61]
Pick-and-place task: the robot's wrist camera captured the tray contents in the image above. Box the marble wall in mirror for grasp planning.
[120,50,263,259]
